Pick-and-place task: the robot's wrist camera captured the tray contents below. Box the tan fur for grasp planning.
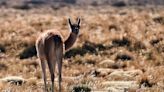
[36,30,64,92]
[35,18,80,92]
[36,30,64,59]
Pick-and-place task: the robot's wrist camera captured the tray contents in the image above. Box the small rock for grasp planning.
[90,70,100,77]
[107,70,143,80]
[0,76,26,86]
[99,59,120,69]
[70,84,91,92]
[99,59,125,69]
[99,60,115,66]
[96,68,119,76]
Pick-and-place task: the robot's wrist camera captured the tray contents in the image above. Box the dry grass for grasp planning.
[0,5,164,92]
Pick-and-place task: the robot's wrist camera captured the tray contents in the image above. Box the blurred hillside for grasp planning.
[0,0,163,9]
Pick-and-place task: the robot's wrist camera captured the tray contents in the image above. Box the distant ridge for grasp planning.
[0,0,163,8]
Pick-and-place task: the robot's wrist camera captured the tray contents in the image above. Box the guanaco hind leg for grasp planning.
[55,42,63,92]
[40,60,47,92]
[44,38,56,92]
[36,40,48,92]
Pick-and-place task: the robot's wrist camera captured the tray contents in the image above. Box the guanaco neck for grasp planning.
[64,33,78,51]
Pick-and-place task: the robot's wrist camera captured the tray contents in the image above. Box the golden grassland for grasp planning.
[0,5,164,92]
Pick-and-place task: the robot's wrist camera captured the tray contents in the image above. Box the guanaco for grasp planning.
[35,18,80,92]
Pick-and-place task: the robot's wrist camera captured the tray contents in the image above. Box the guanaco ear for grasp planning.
[77,18,80,25]
[68,18,72,26]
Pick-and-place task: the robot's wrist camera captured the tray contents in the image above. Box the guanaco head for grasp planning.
[68,18,80,35]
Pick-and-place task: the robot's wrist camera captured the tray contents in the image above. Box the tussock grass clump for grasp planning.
[112,1,126,7]
[0,63,8,71]
[26,78,37,86]
[108,24,120,31]
[12,4,31,10]
[150,38,163,46]
[65,41,106,58]
[150,38,164,53]
[65,47,86,58]
[153,16,164,25]
[82,41,107,53]
[71,85,91,92]
[0,44,5,53]
[115,53,133,61]
[19,45,37,59]
[138,75,155,88]
[112,37,131,47]
[132,41,146,51]
[90,70,101,77]
[70,54,101,68]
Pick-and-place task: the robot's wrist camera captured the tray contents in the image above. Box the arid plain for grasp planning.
[0,4,164,92]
